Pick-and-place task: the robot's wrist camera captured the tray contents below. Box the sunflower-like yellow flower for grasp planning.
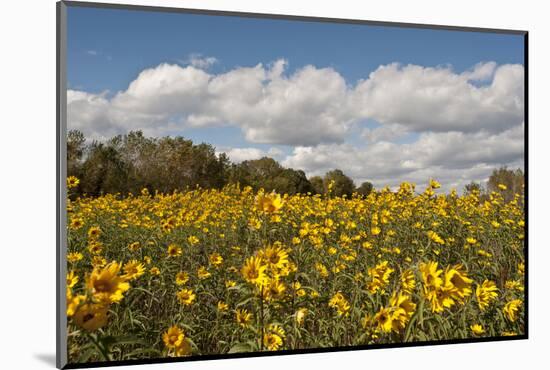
[443,264,473,303]
[476,280,499,311]
[426,230,445,245]
[217,301,229,312]
[295,308,307,325]
[162,325,185,349]
[236,308,253,327]
[241,256,268,286]
[66,288,86,317]
[197,266,211,280]
[86,262,130,304]
[259,244,289,271]
[176,288,196,306]
[72,303,109,331]
[67,176,80,189]
[264,278,286,301]
[400,269,416,294]
[175,271,189,285]
[167,244,182,257]
[123,260,145,280]
[67,252,83,263]
[470,324,485,335]
[373,306,394,333]
[328,292,350,317]
[67,270,79,288]
[87,226,101,239]
[209,252,223,267]
[263,332,283,351]
[420,261,443,292]
[255,192,284,213]
[367,261,394,293]
[503,299,522,322]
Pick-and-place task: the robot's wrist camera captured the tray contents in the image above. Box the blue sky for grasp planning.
[68,6,523,93]
[66,5,525,190]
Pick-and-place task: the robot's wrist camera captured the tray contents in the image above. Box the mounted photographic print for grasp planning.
[56,1,527,368]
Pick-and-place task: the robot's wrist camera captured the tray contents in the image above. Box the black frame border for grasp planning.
[56,1,529,369]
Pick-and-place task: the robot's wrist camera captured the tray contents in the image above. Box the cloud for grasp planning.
[86,50,98,56]
[68,60,357,145]
[216,146,284,163]
[183,53,219,69]
[282,124,524,191]
[68,59,524,147]
[352,62,524,134]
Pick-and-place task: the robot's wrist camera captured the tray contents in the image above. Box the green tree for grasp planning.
[356,181,374,197]
[309,176,324,195]
[486,167,524,202]
[323,169,355,197]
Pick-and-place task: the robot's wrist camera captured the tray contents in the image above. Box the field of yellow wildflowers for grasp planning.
[65,177,525,363]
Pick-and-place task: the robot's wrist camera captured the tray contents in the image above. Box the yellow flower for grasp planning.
[225,280,237,288]
[367,261,394,293]
[263,332,283,351]
[426,230,445,245]
[255,192,284,213]
[235,308,252,327]
[122,260,145,280]
[209,252,224,267]
[444,264,473,303]
[197,266,211,280]
[67,270,79,288]
[150,266,160,276]
[259,244,289,270]
[328,292,350,317]
[420,261,443,291]
[128,242,141,252]
[371,226,381,236]
[66,288,85,317]
[498,184,507,190]
[265,278,286,301]
[67,176,80,189]
[87,241,103,255]
[187,235,199,245]
[87,226,101,239]
[217,301,229,312]
[162,325,185,349]
[373,307,394,333]
[69,217,84,229]
[503,299,522,322]
[466,237,477,245]
[429,179,441,189]
[241,256,268,286]
[72,303,109,331]
[470,324,485,335]
[295,308,307,325]
[92,256,107,268]
[167,244,182,257]
[476,280,499,311]
[400,269,416,294]
[174,338,192,356]
[175,271,189,285]
[176,289,196,306]
[86,262,130,304]
[67,252,83,263]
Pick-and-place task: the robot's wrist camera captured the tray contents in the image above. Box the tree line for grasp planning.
[67,130,524,200]
[67,130,370,198]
